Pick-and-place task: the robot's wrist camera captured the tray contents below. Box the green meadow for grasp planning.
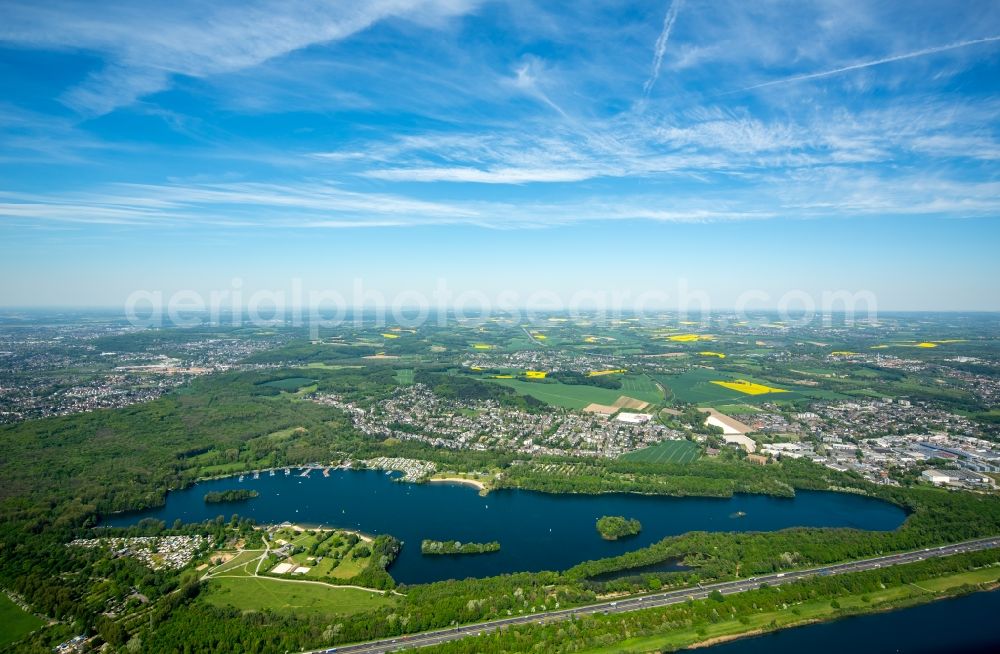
[0,594,43,647]
[201,576,393,619]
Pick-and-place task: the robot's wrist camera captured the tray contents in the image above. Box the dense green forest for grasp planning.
[421,540,501,555]
[203,490,259,504]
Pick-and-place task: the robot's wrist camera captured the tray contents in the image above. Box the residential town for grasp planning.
[313,384,685,459]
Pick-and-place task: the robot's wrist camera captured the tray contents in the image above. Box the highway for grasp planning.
[305,535,1000,654]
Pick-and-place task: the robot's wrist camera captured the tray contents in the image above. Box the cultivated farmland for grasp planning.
[485,376,662,410]
[619,439,701,464]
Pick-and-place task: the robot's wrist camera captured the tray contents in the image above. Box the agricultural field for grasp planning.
[619,439,701,464]
[0,594,44,647]
[485,376,662,410]
[200,576,394,619]
[658,368,800,405]
[620,375,663,400]
[395,368,415,385]
[711,379,789,395]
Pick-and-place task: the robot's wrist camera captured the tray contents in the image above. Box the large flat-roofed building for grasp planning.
[922,468,994,487]
[921,469,951,485]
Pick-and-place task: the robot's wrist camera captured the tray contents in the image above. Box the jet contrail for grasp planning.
[643,0,685,95]
[733,34,1000,93]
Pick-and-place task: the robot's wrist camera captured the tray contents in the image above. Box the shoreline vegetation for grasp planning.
[596,515,643,540]
[420,540,501,555]
[203,489,259,504]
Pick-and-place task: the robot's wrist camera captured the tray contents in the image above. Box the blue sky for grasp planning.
[0,0,998,310]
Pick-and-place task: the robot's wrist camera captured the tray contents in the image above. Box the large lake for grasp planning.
[105,470,906,585]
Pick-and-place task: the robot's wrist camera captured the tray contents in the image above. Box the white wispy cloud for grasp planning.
[308,93,1000,186]
[734,34,1000,93]
[644,0,685,95]
[0,0,480,115]
[361,166,601,184]
[3,165,999,232]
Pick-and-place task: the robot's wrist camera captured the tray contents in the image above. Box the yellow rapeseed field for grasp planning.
[587,369,627,377]
[525,370,547,379]
[711,379,788,395]
[381,333,400,339]
[668,334,714,342]
[698,351,726,358]
[473,343,494,350]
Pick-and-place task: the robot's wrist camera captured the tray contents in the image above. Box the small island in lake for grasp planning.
[204,489,259,504]
[596,515,642,540]
[421,539,500,555]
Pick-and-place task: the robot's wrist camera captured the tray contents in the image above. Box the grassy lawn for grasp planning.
[619,440,700,464]
[0,594,44,647]
[329,551,369,579]
[209,549,264,577]
[201,576,393,619]
[580,566,1000,654]
[270,527,373,581]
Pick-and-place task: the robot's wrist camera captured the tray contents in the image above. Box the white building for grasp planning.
[921,469,951,485]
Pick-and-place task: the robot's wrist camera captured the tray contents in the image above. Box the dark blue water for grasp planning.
[691,590,1000,654]
[105,470,906,585]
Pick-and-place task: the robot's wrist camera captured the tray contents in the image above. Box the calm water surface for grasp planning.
[689,590,1000,654]
[105,470,906,584]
